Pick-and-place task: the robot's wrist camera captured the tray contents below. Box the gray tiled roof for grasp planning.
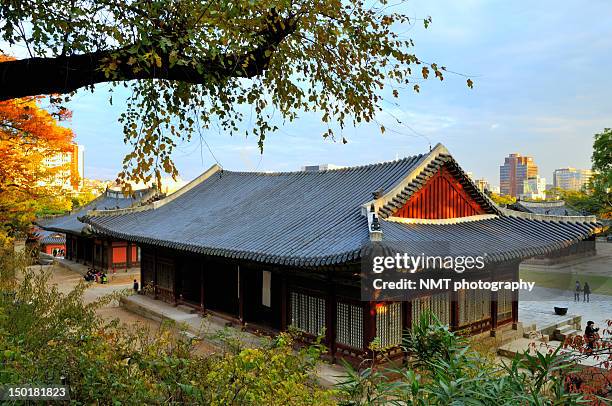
[37,188,154,235]
[80,145,600,268]
[511,200,582,216]
[380,216,599,263]
[36,229,66,245]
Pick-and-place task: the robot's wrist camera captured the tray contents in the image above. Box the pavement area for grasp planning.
[498,338,605,368]
[519,242,612,333]
[520,288,611,333]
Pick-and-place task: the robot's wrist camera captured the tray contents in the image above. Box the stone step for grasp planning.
[554,325,574,335]
[500,328,521,344]
[554,328,581,342]
[176,304,198,314]
[524,323,536,332]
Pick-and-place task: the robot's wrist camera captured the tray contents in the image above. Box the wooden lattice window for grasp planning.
[375,302,402,348]
[458,289,491,326]
[290,291,326,336]
[497,289,513,321]
[412,292,450,326]
[336,302,363,349]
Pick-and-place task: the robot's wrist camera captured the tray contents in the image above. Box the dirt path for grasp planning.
[34,263,217,355]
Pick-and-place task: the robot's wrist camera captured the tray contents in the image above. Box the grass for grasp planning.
[520,269,612,296]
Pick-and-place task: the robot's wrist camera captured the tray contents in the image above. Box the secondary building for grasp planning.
[38,188,156,271]
[509,199,596,264]
[80,144,600,362]
[35,229,66,257]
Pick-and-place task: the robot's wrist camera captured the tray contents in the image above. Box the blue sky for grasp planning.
[36,1,612,186]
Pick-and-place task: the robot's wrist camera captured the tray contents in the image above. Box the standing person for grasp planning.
[574,280,581,302]
[133,279,139,293]
[585,321,599,350]
[583,282,591,303]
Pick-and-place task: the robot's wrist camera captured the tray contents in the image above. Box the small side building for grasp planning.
[79,144,601,362]
[509,200,597,264]
[36,229,66,257]
[37,188,156,271]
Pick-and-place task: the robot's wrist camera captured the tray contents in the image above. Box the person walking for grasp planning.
[574,280,581,302]
[133,279,139,293]
[583,282,591,303]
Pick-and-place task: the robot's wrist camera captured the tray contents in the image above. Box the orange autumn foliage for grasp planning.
[0,55,75,242]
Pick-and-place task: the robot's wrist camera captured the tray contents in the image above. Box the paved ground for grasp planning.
[519,242,612,333]
[520,287,611,333]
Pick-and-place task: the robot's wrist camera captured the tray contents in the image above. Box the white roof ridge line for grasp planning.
[499,207,597,223]
[361,143,449,213]
[385,214,498,225]
[85,164,222,217]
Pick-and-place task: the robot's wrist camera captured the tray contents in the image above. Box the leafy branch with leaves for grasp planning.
[0,0,471,186]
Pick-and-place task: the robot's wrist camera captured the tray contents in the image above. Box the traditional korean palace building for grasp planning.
[509,199,596,264]
[38,188,156,271]
[35,229,66,257]
[78,144,600,361]
[510,200,582,216]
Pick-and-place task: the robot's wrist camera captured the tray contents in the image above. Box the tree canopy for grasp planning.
[590,128,612,218]
[0,55,75,242]
[0,0,469,185]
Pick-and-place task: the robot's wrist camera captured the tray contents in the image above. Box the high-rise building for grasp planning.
[499,153,539,197]
[474,178,490,192]
[41,143,84,192]
[519,175,547,200]
[553,168,593,191]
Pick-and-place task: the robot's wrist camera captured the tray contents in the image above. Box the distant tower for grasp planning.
[499,153,538,197]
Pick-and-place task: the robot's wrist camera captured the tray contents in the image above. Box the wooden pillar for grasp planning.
[199,261,205,311]
[363,301,376,353]
[280,275,288,331]
[126,242,132,268]
[91,240,96,270]
[450,291,459,331]
[511,265,519,329]
[153,249,158,300]
[173,258,180,305]
[511,290,519,328]
[238,266,245,323]
[74,237,79,263]
[325,277,337,361]
[107,240,113,271]
[490,290,498,337]
[403,300,413,364]
[403,301,412,331]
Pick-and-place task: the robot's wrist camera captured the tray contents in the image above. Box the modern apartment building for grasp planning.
[41,143,84,192]
[520,175,547,200]
[553,168,593,191]
[499,153,539,197]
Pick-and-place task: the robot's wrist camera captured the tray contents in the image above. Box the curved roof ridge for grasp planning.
[385,214,499,225]
[84,164,222,217]
[370,143,503,217]
[500,207,598,223]
[220,153,426,176]
[517,200,567,208]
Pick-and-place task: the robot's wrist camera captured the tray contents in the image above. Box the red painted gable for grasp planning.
[393,166,486,219]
